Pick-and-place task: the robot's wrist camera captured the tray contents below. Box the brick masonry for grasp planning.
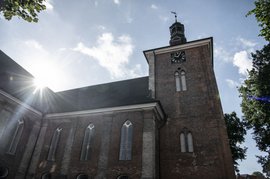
[145,40,235,179]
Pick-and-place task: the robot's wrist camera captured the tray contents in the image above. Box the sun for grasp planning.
[33,77,47,90]
[30,60,66,92]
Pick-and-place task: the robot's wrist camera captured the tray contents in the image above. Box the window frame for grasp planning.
[80,123,95,161]
[119,120,133,161]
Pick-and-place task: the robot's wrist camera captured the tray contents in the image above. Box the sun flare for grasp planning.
[30,60,66,92]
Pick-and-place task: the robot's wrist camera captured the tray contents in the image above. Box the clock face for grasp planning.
[171,51,186,63]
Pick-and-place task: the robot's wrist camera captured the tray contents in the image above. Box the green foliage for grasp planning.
[0,0,46,22]
[239,43,270,176]
[224,112,247,174]
[247,0,270,41]
[258,156,270,177]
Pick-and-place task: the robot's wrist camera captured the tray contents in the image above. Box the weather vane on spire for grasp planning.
[171,11,177,22]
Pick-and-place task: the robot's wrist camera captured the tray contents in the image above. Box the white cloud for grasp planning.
[73,33,142,78]
[114,0,120,4]
[43,0,53,10]
[237,37,257,48]
[151,4,158,9]
[214,45,232,62]
[225,79,240,89]
[233,50,252,76]
[24,40,44,51]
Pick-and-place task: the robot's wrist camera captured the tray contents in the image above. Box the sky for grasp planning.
[0,0,267,175]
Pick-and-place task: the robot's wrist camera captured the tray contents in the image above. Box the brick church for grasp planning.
[0,19,235,179]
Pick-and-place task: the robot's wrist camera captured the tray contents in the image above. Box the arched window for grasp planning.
[187,132,193,152]
[181,71,187,91]
[80,123,95,161]
[47,127,62,161]
[175,70,187,92]
[7,119,24,154]
[180,129,194,153]
[76,174,88,179]
[41,172,51,179]
[174,71,181,92]
[119,120,133,160]
[180,133,186,152]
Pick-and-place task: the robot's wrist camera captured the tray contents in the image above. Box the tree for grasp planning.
[224,112,247,174]
[247,0,270,41]
[0,0,46,22]
[239,43,270,176]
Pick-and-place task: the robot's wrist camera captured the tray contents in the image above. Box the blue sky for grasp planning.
[0,0,267,175]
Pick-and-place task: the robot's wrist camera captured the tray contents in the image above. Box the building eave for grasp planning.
[143,37,213,67]
[45,101,166,120]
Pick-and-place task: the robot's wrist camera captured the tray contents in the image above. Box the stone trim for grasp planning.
[45,103,165,120]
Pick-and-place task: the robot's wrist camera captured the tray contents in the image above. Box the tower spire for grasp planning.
[169,12,187,46]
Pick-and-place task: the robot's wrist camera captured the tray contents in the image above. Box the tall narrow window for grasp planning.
[180,133,186,152]
[187,132,193,152]
[180,129,194,153]
[175,71,181,92]
[47,127,62,161]
[119,120,133,160]
[7,119,24,154]
[181,71,187,91]
[80,123,95,161]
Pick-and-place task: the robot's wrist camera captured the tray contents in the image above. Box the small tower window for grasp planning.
[80,123,95,161]
[180,133,186,152]
[180,128,194,153]
[175,70,187,92]
[7,119,24,154]
[175,71,181,92]
[47,127,62,161]
[181,71,187,91]
[187,132,194,152]
[119,120,133,160]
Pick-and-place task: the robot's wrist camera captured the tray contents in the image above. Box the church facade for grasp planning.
[0,20,235,179]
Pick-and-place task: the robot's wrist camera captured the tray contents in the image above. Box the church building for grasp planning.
[0,19,235,179]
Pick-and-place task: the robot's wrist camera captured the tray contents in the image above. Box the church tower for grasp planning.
[144,18,235,178]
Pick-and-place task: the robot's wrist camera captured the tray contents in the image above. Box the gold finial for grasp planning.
[171,11,177,22]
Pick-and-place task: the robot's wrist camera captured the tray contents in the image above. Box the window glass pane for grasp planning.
[181,71,187,91]
[80,124,95,161]
[180,133,186,152]
[175,72,181,92]
[187,132,193,152]
[47,127,62,161]
[119,120,133,160]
